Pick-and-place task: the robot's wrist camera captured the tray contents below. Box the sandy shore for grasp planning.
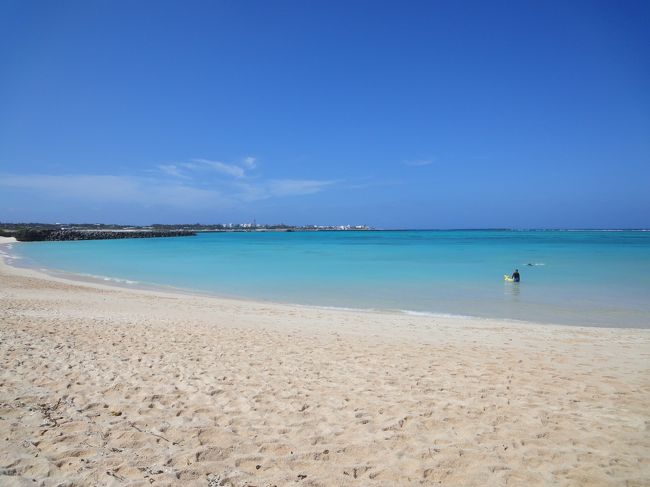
[1,245,649,486]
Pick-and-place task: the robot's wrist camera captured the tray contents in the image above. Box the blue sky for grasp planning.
[1,0,649,228]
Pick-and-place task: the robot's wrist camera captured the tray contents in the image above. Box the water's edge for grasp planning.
[2,239,646,330]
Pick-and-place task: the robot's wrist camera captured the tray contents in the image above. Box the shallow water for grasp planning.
[9,230,650,327]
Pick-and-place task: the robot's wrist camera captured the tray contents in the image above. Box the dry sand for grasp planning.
[1,243,649,486]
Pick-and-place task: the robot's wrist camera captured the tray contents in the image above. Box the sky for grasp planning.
[1,0,649,228]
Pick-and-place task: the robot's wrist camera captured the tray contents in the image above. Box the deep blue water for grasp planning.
[7,230,650,327]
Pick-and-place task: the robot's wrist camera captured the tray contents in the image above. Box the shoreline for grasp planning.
[0,238,551,332]
[2,238,646,331]
[0,240,548,341]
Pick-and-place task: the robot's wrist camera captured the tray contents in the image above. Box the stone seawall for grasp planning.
[12,229,196,242]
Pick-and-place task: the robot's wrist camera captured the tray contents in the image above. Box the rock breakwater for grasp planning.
[12,229,196,242]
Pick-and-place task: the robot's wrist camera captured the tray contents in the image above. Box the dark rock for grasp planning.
[14,229,196,242]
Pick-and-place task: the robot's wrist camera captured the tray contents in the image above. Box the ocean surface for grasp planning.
[6,230,650,328]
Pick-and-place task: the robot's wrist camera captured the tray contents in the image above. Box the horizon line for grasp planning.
[1,222,649,232]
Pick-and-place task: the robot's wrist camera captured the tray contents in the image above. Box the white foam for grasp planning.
[400,309,476,320]
[74,272,139,285]
[312,305,379,313]
[0,250,21,259]
[99,276,139,285]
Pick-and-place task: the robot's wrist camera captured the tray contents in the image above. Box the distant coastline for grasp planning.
[2,222,649,230]
[2,222,649,242]
[0,222,374,242]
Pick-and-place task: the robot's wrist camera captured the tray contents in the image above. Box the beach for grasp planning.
[1,246,649,486]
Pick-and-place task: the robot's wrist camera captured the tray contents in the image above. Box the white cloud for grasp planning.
[190,158,246,178]
[0,174,227,209]
[0,154,340,213]
[267,179,335,197]
[402,159,433,166]
[234,179,336,202]
[162,156,258,179]
[242,156,257,169]
[158,164,189,179]
[0,171,337,210]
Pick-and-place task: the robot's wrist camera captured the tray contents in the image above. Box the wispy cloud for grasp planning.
[0,174,227,208]
[0,161,338,211]
[235,179,337,202]
[158,164,190,179]
[159,157,259,180]
[242,156,257,169]
[188,158,246,178]
[267,179,335,196]
[402,159,433,167]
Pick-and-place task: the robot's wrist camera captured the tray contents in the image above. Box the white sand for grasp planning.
[1,246,649,486]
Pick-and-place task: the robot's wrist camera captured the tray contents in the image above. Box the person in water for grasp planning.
[512,269,520,282]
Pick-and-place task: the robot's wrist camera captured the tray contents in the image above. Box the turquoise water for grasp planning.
[8,230,650,328]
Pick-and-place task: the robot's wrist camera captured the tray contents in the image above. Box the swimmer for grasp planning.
[512,269,520,282]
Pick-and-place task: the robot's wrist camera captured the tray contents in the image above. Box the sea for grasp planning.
[5,230,650,328]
